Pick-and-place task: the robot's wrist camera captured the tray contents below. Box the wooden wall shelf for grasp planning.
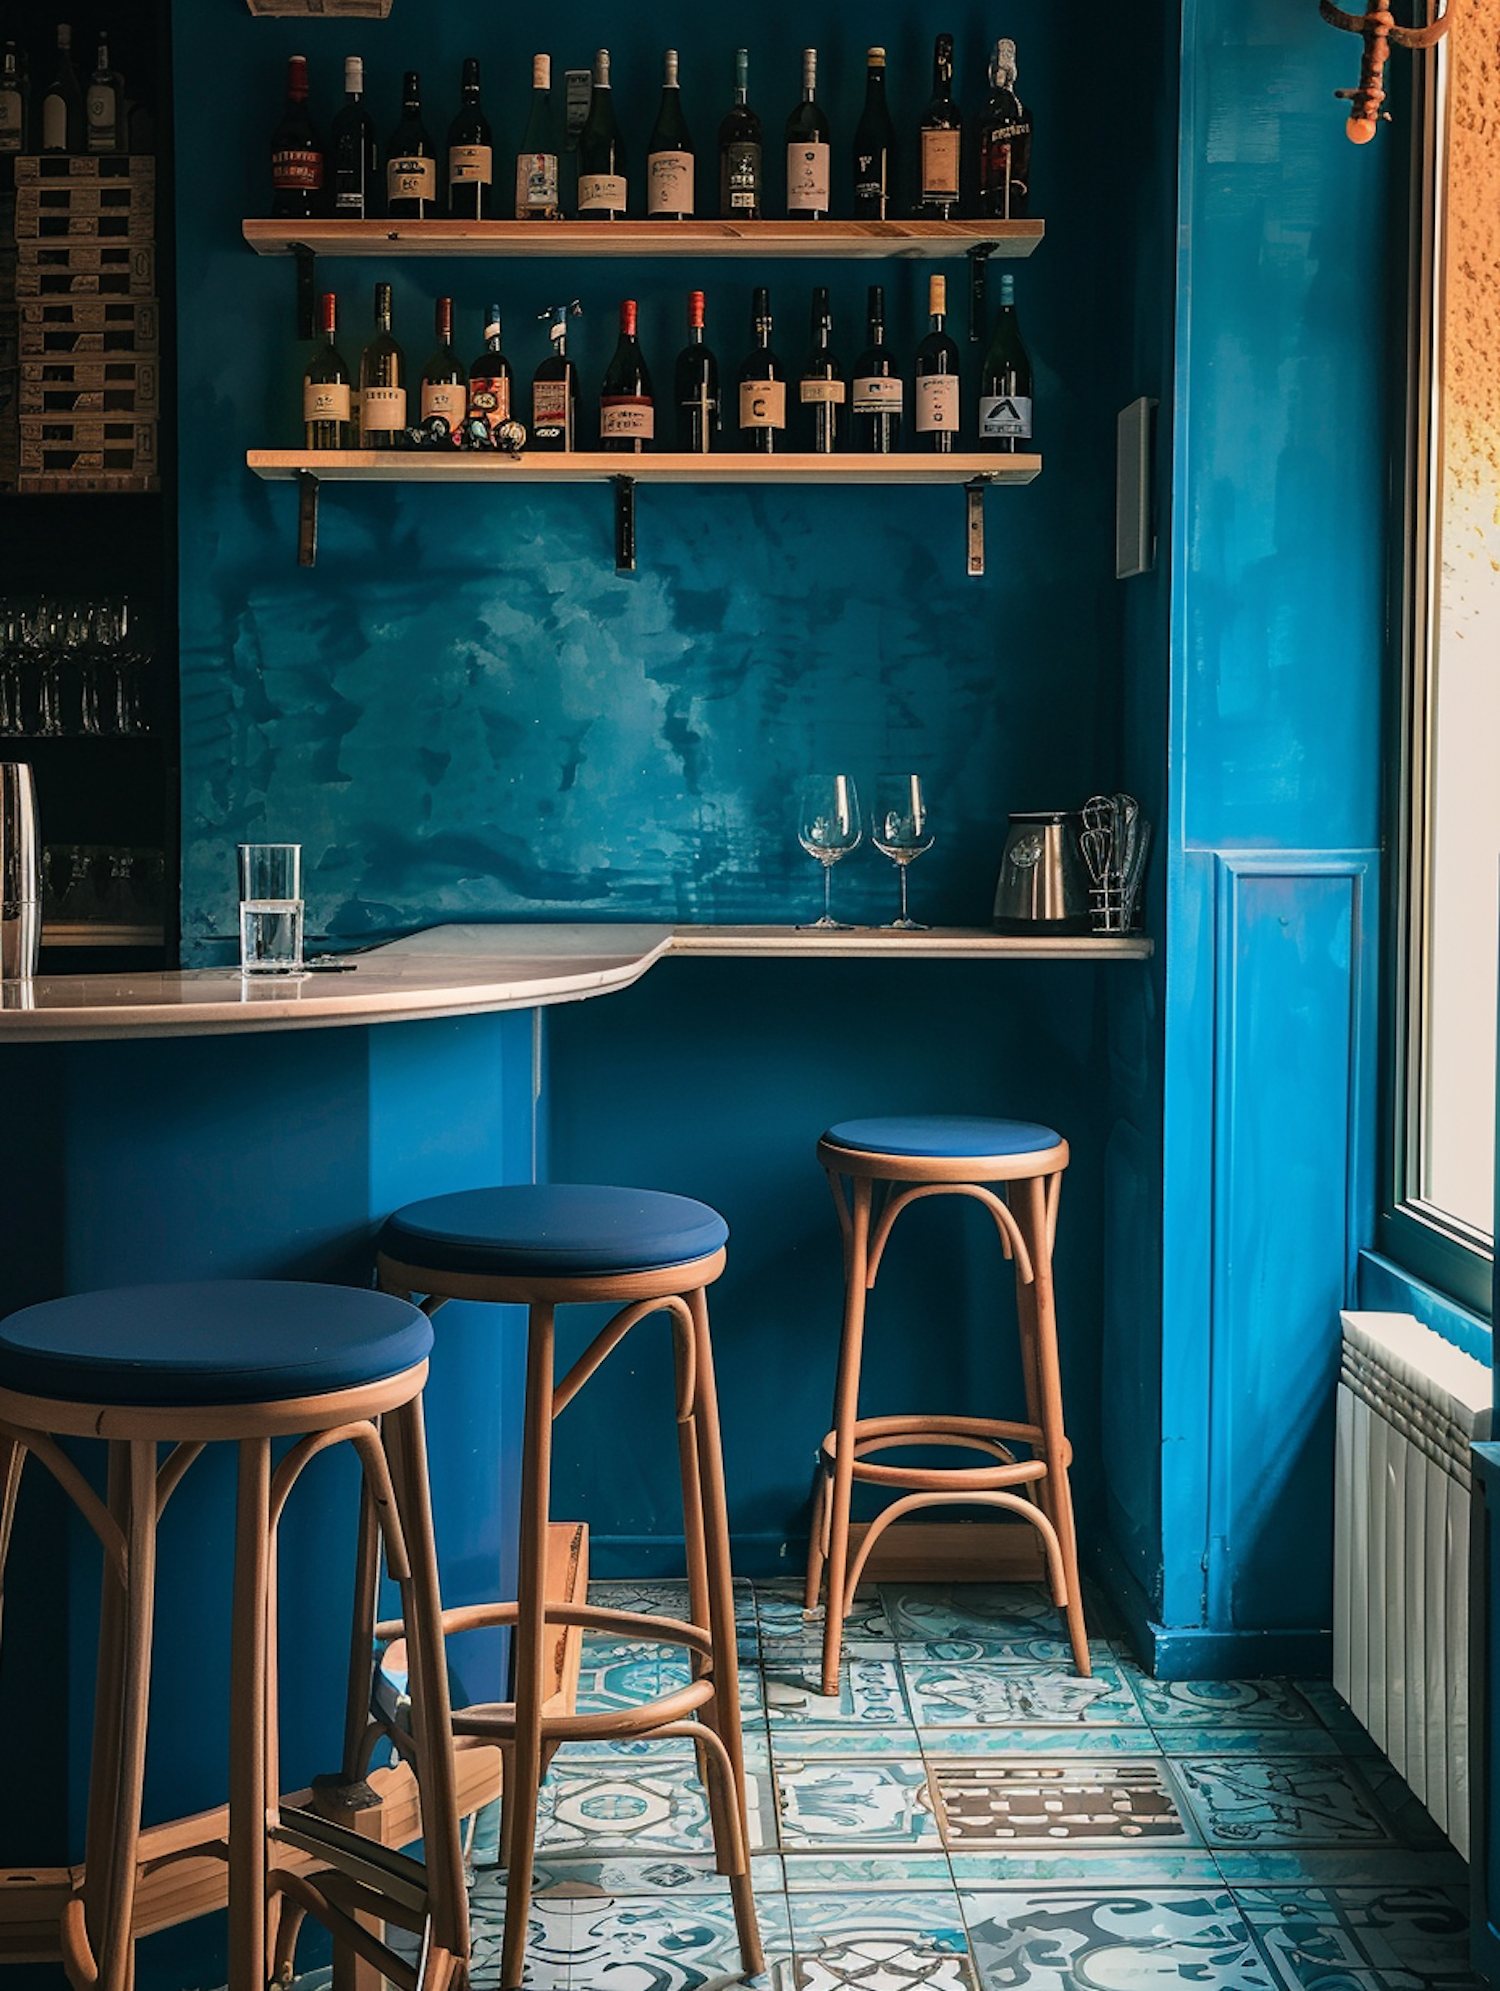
[242,218,1044,261]
[668,927,1152,960]
[247,449,1040,487]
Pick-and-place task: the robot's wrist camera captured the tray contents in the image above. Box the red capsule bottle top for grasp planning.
[620,299,638,337]
[319,291,337,335]
[287,54,310,98]
[688,290,705,329]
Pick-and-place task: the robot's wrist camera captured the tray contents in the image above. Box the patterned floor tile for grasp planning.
[1233,1882,1483,1989]
[783,1889,975,1989]
[776,1758,943,1851]
[1172,1757,1395,1849]
[1350,1756,1453,1849]
[1212,1847,1469,1887]
[538,1752,772,1857]
[880,1583,1074,1649]
[905,1658,1147,1729]
[781,1854,956,1892]
[900,1637,1121,1669]
[949,1849,1225,1887]
[928,1759,1195,1848]
[961,1887,1273,1990]
[772,1942,975,1989]
[918,1726,1167,1759]
[1133,1676,1321,1730]
[528,1852,786,1897]
[1294,1678,1380,1750]
[764,1658,913,1731]
[589,1578,759,1632]
[758,1582,895,1655]
[777,1725,930,1760]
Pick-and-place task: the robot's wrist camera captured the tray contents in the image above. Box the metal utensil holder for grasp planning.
[1081,792,1150,936]
[0,763,41,980]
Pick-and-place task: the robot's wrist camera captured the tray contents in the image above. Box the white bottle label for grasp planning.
[534,378,572,441]
[786,139,830,212]
[579,172,628,212]
[979,392,1032,439]
[921,128,961,199]
[448,143,492,185]
[648,150,694,214]
[600,396,654,439]
[42,93,68,150]
[86,83,116,148]
[361,384,408,432]
[421,380,467,426]
[516,152,559,215]
[470,374,512,425]
[387,155,437,202]
[0,86,22,150]
[800,378,846,405]
[916,375,960,432]
[853,375,904,414]
[304,381,351,424]
[739,379,786,429]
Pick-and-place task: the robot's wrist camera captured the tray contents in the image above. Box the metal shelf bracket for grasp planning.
[965,477,987,576]
[968,243,997,345]
[295,243,317,341]
[297,470,320,567]
[614,475,637,573]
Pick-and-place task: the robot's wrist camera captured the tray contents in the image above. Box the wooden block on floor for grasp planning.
[846,1519,1047,1584]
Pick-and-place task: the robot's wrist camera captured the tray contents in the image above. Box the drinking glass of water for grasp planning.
[238,842,304,974]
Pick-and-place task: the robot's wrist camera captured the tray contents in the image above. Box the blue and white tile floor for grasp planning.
[387,1579,1485,1988]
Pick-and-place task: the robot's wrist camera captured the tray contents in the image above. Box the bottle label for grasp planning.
[786,140,830,212]
[647,150,694,215]
[921,128,961,199]
[449,143,492,185]
[422,380,467,426]
[360,384,408,432]
[982,127,1029,210]
[470,374,513,427]
[516,152,560,214]
[853,169,888,207]
[387,155,437,202]
[273,146,325,191]
[86,84,116,147]
[335,187,366,213]
[916,375,960,432]
[304,381,351,424]
[679,389,717,443]
[979,392,1032,439]
[600,395,654,439]
[0,86,22,151]
[739,379,786,429]
[724,140,761,210]
[853,375,904,414]
[533,377,572,441]
[41,95,68,151]
[800,378,846,405]
[579,172,627,212]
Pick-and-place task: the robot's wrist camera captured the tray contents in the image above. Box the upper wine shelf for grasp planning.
[241,218,1045,261]
[246,450,1041,486]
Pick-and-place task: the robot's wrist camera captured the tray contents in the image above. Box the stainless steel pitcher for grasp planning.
[0,765,41,980]
[991,809,1093,934]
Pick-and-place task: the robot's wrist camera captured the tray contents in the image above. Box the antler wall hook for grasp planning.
[1319,0,1452,141]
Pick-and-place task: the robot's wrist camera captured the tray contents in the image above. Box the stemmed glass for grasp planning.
[797,774,862,930]
[871,774,935,930]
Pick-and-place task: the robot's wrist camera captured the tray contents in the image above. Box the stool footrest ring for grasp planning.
[820,1413,1062,1492]
[454,1674,718,1744]
[376,1601,713,1663]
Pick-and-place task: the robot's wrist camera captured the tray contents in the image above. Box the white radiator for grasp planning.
[1334,1310,1492,1857]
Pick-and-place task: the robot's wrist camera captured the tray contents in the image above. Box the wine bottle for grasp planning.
[600,298,654,451]
[851,284,903,453]
[304,292,352,450]
[978,39,1031,220]
[914,274,961,452]
[469,305,515,443]
[331,56,379,217]
[718,49,762,220]
[516,54,562,220]
[978,272,1033,452]
[420,296,468,440]
[86,34,123,153]
[358,281,407,449]
[41,25,84,155]
[578,49,627,218]
[798,285,845,454]
[647,49,694,219]
[532,300,581,451]
[785,48,830,220]
[675,290,719,453]
[0,43,28,157]
[851,47,897,220]
[386,71,438,219]
[737,287,787,454]
[447,56,493,219]
[918,32,962,217]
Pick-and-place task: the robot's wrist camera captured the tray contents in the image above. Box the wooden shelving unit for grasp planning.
[242,218,1044,261]
[247,450,1039,487]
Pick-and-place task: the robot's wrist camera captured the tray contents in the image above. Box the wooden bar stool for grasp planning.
[0,1280,468,1991]
[805,1115,1090,1697]
[375,1182,763,1991]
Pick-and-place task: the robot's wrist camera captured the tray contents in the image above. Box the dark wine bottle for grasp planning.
[851,284,903,453]
[358,281,407,449]
[737,286,786,454]
[0,42,30,157]
[578,49,627,219]
[718,49,762,220]
[532,300,581,451]
[304,292,353,449]
[978,38,1031,220]
[798,286,845,453]
[914,273,961,452]
[647,49,694,219]
[447,56,493,219]
[516,54,562,219]
[331,56,379,217]
[600,298,654,451]
[420,296,468,440]
[269,55,323,217]
[86,34,123,153]
[469,304,516,442]
[675,290,719,453]
[41,24,84,155]
[785,48,830,220]
[917,32,962,217]
[978,272,1033,452]
[386,71,438,219]
[851,47,897,220]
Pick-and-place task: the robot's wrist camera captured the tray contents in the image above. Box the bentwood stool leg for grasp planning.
[82,1443,131,1976]
[1019,1173,1089,1675]
[228,1436,273,1991]
[672,1306,720,1817]
[818,1174,873,1699]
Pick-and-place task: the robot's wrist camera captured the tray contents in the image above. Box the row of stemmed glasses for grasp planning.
[0,596,149,737]
[797,774,935,931]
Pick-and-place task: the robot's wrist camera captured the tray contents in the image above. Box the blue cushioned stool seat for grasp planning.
[823,1115,1062,1160]
[0,1281,433,1408]
[379,1183,730,1281]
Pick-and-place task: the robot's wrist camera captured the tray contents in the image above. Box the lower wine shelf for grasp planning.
[668,926,1151,959]
[246,450,1040,486]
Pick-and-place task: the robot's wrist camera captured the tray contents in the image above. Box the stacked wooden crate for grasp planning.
[13,155,159,493]
[0,181,17,489]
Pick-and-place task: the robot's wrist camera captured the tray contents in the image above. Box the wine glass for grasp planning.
[871,774,935,930]
[797,774,863,929]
